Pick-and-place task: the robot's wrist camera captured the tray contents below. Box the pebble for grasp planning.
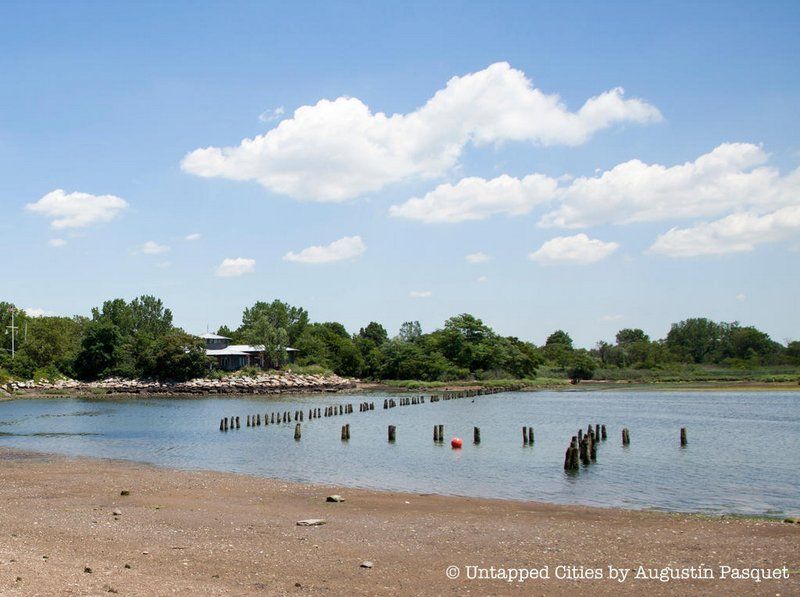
[360,561,373,569]
[112,509,122,516]
[326,495,345,503]
[296,519,326,526]
[120,490,130,496]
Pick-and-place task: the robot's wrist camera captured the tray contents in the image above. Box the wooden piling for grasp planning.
[235,416,240,429]
[680,427,687,447]
[388,425,396,442]
[622,428,630,446]
[219,418,224,431]
[527,427,534,444]
[601,424,607,440]
[437,424,444,442]
[473,427,481,444]
[294,423,302,440]
[522,426,528,445]
[433,425,439,442]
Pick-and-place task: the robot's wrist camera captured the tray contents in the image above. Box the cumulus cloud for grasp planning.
[24,307,55,318]
[409,290,432,298]
[139,240,170,255]
[477,276,488,283]
[25,189,128,229]
[736,293,747,302]
[466,251,491,263]
[391,174,558,223]
[391,142,800,227]
[540,143,799,228]
[215,257,256,277]
[528,233,619,265]
[182,62,659,202]
[599,314,624,322]
[649,206,800,257]
[185,233,202,241]
[48,238,66,248]
[283,235,366,264]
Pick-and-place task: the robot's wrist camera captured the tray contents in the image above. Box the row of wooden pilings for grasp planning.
[218,386,516,431]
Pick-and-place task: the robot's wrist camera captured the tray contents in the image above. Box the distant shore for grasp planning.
[3,376,799,400]
[0,447,797,595]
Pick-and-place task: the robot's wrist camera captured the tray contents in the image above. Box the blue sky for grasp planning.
[2,1,799,347]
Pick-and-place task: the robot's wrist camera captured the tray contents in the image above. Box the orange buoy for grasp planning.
[451,437,463,449]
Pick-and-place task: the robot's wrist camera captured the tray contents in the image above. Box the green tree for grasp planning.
[615,328,649,345]
[545,330,573,348]
[398,321,422,343]
[567,352,597,383]
[666,318,725,363]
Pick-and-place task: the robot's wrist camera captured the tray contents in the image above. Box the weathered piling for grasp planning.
[437,424,444,442]
[680,427,687,446]
[595,424,600,440]
[522,426,528,445]
[579,436,590,465]
[601,424,607,440]
[433,425,439,442]
[588,432,596,461]
[622,427,630,446]
[256,414,260,426]
[294,423,302,440]
[473,426,481,444]
[235,416,240,429]
[528,427,534,444]
[383,399,388,409]
[219,418,225,431]
[246,415,251,427]
[388,425,396,442]
[564,436,579,471]
[341,424,350,441]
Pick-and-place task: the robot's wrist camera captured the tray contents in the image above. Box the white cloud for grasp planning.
[139,240,170,255]
[477,276,488,283]
[259,106,285,122]
[48,238,66,248]
[528,233,619,265]
[390,142,800,227]
[283,235,366,264]
[215,257,256,277]
[185,233,202,241]
[540,143,800,228]
[409,290,432,298]
[599,314,624,322]
[24,307,55,318]
[736,293,747,302]
[466,251,491,263]
[649,206,800,257]
[182,62,659,202]
[25,189,128,229]
[391,174,558,223]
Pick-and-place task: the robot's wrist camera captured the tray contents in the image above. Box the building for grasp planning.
[201,333,299,371]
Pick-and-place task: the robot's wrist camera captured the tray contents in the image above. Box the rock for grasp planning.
[783,517,798,524]
[124,564,131,569]
[112,509,122,516]
[296,519,326,526]
[360,561,373,569]
[326,495,345,503]
[120,490,130,496]
[84,567,93,574]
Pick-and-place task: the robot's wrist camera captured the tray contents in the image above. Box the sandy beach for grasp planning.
[0,448,797,596]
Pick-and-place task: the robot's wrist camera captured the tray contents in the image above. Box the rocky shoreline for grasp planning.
[1,372,358,397]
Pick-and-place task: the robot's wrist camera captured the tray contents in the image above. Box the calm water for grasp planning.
[0,391,798,516]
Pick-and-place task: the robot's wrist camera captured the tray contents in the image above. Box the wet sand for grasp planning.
[0,448,797,595]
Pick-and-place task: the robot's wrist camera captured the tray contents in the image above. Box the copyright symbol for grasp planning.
[446,565,460,579]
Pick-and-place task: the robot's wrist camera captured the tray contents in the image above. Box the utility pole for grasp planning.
[6,306,18,359]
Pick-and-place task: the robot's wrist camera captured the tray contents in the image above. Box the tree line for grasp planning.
[2,296,799,383]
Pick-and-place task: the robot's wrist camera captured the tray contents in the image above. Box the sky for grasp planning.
[1,0,799,347]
